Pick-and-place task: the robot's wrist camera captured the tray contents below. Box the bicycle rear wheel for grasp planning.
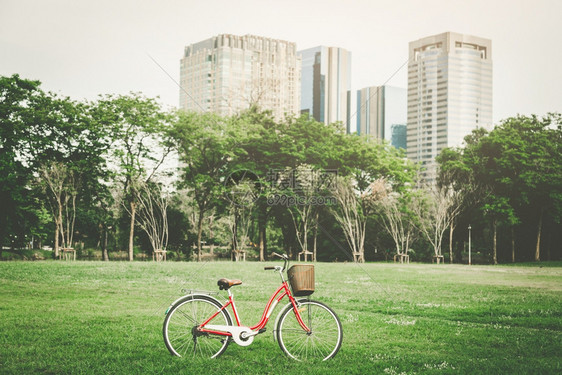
[276,300,343,361]
[163,295,232,358]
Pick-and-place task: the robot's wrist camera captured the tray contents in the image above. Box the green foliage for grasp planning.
[437,113,562,262]
[0,72,421,261]
[8,71,558,264]
[93,93,172,184]
[170,111,242,211]
[167,107,417,261]
[91,93,174,259]
[0,75,112,249]
[0,75,45,247]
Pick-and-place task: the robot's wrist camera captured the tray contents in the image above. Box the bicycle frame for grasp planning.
[198,280,310,341]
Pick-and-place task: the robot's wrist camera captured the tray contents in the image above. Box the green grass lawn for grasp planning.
[0,261,560,374]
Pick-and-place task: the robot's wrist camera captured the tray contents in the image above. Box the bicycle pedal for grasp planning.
[258,328,267,334]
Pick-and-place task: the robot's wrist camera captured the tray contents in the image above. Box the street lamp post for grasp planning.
[468,224,472,265]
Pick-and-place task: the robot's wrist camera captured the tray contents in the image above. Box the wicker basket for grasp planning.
[287,264,315,296]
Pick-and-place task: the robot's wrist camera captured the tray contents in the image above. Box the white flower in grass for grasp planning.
[385,317,416,326]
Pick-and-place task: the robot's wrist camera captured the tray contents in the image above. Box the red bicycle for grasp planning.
[163,253,343,361]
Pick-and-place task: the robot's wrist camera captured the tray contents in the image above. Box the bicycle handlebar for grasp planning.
[264,253,289,272]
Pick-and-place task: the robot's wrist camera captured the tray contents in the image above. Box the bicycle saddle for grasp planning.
[217,278,243,290]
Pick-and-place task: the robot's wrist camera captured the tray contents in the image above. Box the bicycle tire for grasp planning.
[276,299,343,361]
[163,295,232,358]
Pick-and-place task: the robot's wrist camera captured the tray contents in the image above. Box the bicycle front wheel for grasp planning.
[163,295,232,358]
[276,300,343,361]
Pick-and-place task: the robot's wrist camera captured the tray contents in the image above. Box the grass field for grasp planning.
[0,260,560,374]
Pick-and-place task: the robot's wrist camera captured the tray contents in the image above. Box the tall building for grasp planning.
[356,85,407,149]
[298,46,352,132]
[407,32,493,180]
[179,34,301,120]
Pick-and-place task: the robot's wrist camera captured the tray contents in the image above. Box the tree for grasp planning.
[236,107,303,261]
[413,181,463,263]
[170,111,249,261]
[435,153,484,263]
[278,164,324,261]
[1,75,112,253]
[377,187,418,260]
[440,114,562,263]
[94,93,172,261]
[93,185,120,261]
[442,114,562,262]
[223,173,258,260]
[330,132,417,262]
[0,75,44,248]
[483,114,562,261]
[331,177,367,262]
[0,76,92,250]
[38,162,78,257]
[131,179,170,256]
[481,196,518,264]
[331,177,387,262]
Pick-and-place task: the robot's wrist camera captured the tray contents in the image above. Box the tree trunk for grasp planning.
[54,222,60,258]
[102,225,109,261]
[231,211,238,261]
[232,212,238,252]
[492,218,498,265]
[511,226,515,263]
[197,209,204,262]
[288,244,293,260]
[128,200,136,261]
[312,211,319,262]
[259,219,266,261]
[302,220,308,254]
[449,222,455,264]
[57,199,65,254]
[535,209,543,262]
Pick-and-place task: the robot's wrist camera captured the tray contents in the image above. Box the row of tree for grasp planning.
[1,74,417,262]
[1,75,173,260]
[437,114,562,262]
[1,74,560,262]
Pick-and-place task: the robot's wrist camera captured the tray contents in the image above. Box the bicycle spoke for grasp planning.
[277,301,342,361]
[163,296,231,359]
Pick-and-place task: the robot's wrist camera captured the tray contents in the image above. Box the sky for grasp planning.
[1,0,561,124]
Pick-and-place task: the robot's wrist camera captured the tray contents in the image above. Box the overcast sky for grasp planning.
[1,0,560,123]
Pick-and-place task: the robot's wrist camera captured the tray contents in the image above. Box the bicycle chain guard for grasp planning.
[204,325,255,346]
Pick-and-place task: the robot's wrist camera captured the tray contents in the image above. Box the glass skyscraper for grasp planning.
[179,34,301,120]
[407,32,493,180]
[356,85,407,150]
[298,46,352,132]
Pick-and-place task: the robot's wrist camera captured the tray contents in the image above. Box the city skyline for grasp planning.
[1,0,560,124]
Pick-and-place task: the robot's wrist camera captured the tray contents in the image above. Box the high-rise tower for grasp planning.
[298,46,352,131]
[356,85,407,149]
[179,34,301,120]
[407,32,493,180]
